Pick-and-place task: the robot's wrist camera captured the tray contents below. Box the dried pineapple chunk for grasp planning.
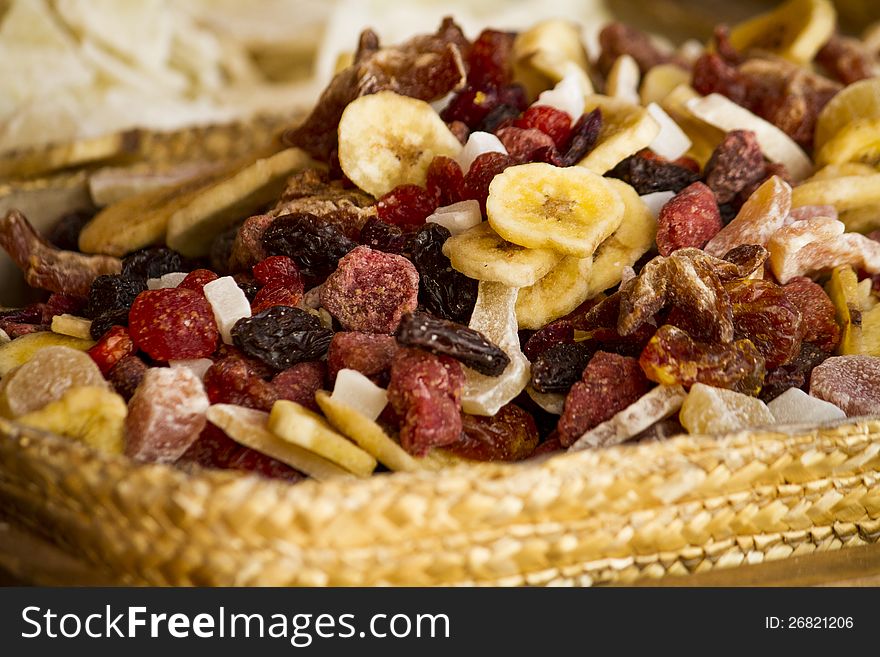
[825,265,862,355]
[679,383,774,435]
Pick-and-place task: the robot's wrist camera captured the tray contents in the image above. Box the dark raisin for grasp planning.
[261,212,357,279]
[121,247,187,280]
[759,343,828,403]
[441,86,499,129]
[48,210,93,251]
[359,218,411,255]
[530,342,593,393]
[606,152,700,194]
[479,103,521,133]
[718,202,739,224]
[89,308,131,340]
[233,274,260,302]
[210,224,240,274]
[560,108,602,166]
[231,305,333,370]
[395,311,509,376]
[84,274,145,319]
[410,223,477,324]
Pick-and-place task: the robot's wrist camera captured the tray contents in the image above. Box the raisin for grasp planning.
[89,308,130,340]
[410,222,477,324]
[461,151,515,212]
[107,355,147,401]
[782,277,840,353]
[48,210,93,251]
[122,247,186,280]
[234,274,260,302]
[726,279,802,369]
[272,361,326,412]
[359,218,411,255]
[467,29,516,88]
[395,311,509,376]
[231,305,332,371]
[376,184,438,229]
[252,255,302,287]
[606,151,700,194]
[639,324,766,396]
[209,224,239,274]
[759,342,828,402]
[128,288,219,361]
[327,331,397,383]
[557,351,651,446]
[441,85,500,129]
[84,274,145,319]
[388,347,464,455]
[479,103,521,133]
[321,246,419,334]
[530,342,593,394]
[87,325,136,375]
[261,212,358,279]
[560,109,602,167]
[656,181,723,256]
[446,403,539,461]
[704,130,766,205]
[522,321,575,361]
[177,268,219,293]
[514,105,573,150]
[425,156,465,206]
[204,357,278,411]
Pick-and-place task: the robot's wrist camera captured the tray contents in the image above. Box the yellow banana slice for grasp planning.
[839,205,880,233]
[487,162,625,257]
[578,95,660,174]
[337,91,462,198]
[515,255,593,330]
[816,77,880,152]
[815,117,880,168]
[0,332,94,378]
[806,162,878,182]
[686,93,813,181]
[640,64,691,107]
[442,221,563,288]
[729,0,835,64]
[512,19,592,99]
[792,173,880,212]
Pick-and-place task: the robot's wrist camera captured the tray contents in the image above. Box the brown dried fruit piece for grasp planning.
[0,210,121,297]
[445,403,539,461]
[125,366,210,463]
[272,361,326,413]
[284,18,468,161]
[782,277,840,353]
[597,22,683,76]
[327,332,397,384]
[639,324,766,396]
[557,351,652,447]
[816,34,876,86]
[656,182,722,256]
[703,130,766,204]
[726,279,802,369]
[388,347,464,455]
[107,355,148,401]
[320,246,419,334]
[810,354,880,416]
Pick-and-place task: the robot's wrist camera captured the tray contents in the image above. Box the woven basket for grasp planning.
[1,414,879,586]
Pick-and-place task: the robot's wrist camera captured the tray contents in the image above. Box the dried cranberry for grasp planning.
[376,184,438,229]
[462,151,515,212]
[425,156,465,205]
[327,331,398,383]
[467,29,516,88]
[514,105,573,150]
[496,127,556,164]
[227,448,304,482]
[441,85,499,129]
[251,282,304,314]
[560,109,602,166]
[692,52,749,105]
[177,268,219,293]
[204,357,278,411]
[522,322,575,361]
[252,255,302,288]
[272,361,326,412]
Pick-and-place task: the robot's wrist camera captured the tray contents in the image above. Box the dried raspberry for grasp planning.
[388,347,464,455]
[514,105,573,150]
[726,279,803,369]
[656,182,723,256]
[704,130,766,204]
[251,281,304,315]
[425,156,465,206]
[252,255,302,287]
[128,288,219,361]
[461,151,515,212]
[176,268,219,293]
[496,126,556,164]
[376,184,438,229]
[125,366,210,463]
[272,361,326,412]
[203,357,278,411]
[782,277,840,353]
[445,403,539,461]
[320,246,419,334]
[467,29,515,88]
[557,351,651,447]
[107,355,147,401]
[87,325,136,375]
[327,331,398,383]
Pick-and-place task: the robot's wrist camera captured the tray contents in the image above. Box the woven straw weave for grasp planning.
[0,415,879,585]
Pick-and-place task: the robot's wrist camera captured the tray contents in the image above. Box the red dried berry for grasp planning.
[726,279,803,369]
[514,105,573,150]
[530,435,563,458]
[180,423,244,469]
[227,447,305,482]
[204,357,278,411]
[388,347,464,456]
[43,293,86,321]
[557,351,652,446]
[128,288,219,361]
[327,331,398,383]
[177,269,219,293]
[496,126,556,164]
[467,29,516,88]
[704,130,766,204]
[445,403,539,461]
[376,184,438,229]
[320,246,419,334]
[425,156,465,205]
[251,281,304,315]
[272,361,326,412]
[782,277,841,353]
[693,52,749,105]
[522,322,575,361]
[252,255,302,287]
[87,325,136,375]
[441,86,500,128]
[107,355,147,401]
[462,151,515,212]
[598,22,679,76]
[656,182,723,256]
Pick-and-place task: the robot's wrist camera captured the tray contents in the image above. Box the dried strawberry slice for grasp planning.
[128,288,219,361]
[87,325,136,375]
[177,268,219,293]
